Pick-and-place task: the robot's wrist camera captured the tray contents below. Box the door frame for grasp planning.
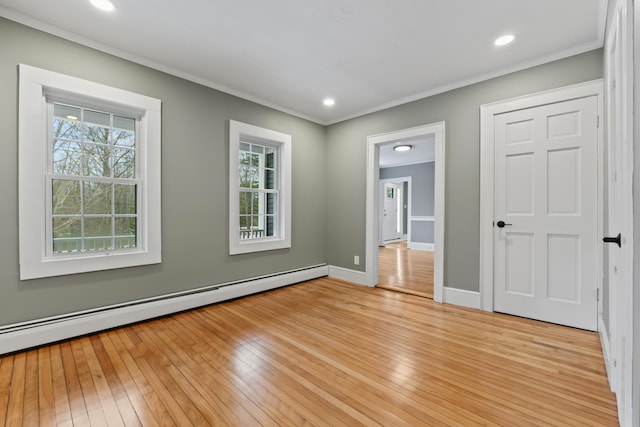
[479,80,604,313]
[379,177,411,246]
[365,122,445,303]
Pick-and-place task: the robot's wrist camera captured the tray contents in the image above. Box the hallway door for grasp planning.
[383,182,403,241]
[493,95,599,331]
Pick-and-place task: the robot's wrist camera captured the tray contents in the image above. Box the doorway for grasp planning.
[365,122,445,303]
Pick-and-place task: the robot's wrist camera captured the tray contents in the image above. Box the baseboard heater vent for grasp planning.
[0,264,328,355]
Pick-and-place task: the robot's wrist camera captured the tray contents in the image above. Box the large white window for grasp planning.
[229,120,291,254]
[19,64,162,279]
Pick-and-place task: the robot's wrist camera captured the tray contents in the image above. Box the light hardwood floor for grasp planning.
[378,241,434,298]
[0,278,617,426]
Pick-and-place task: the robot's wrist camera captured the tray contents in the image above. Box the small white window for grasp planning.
[19,64,162,279]
[229,120,291,254]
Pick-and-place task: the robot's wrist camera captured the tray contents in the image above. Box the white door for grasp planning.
[383,182,402,241]
[493,96,598,331]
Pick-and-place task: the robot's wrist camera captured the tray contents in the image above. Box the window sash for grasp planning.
[45,102,141,256]
[238,141,279,241]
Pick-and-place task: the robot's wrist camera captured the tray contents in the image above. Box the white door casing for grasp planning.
[366,122,445,303]
[480,80,604,329]
[493,96,598,331]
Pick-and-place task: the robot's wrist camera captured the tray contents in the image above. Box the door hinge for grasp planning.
[597,115,600,128]
[597,288,600,301]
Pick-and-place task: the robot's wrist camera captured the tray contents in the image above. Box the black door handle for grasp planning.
[603,233,621,248]
[496,220,512,228]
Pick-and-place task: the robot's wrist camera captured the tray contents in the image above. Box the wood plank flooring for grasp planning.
[378,241,434,298]
[0,277,618,426]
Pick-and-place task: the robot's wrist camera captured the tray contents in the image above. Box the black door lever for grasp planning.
[603,233,621,248]
[496,220,512,228]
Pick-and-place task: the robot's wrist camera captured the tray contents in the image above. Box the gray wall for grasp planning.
[0,18,327,326]
[380,162,435,216]
[381,162,435,244]
[326,49,604,291]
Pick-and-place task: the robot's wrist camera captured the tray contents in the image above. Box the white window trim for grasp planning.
[19,64,162,279]
[229,120,291,255]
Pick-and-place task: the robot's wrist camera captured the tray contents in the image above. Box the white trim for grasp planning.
[599,315,614,389]
[328,265,368,286]
[18,64,162,279]
[442,287,481,310]
[0,265,328,355]
[479,79,604,312]
[407,242,434,251]
[366,122,445,303]
[228,120,292,255]
[411,216,435,222]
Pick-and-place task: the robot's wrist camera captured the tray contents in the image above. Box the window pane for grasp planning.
[250,166,260,188]
[266,215,276,237]
[84,144,112,177]
[84,110,111,145]
[252,192,260,214]
[239,164,251,188]
[264,168,275,189]
[252,145,264,155]
[113,115,135,148]
[239,191,253,215]
[265,148,275,168]
[52,180,81,215]
[114,217,136,249]
[266,193,277,215]
[84,217,113,251]
[113,147,135,178]
[239,215,249,230]
[52,216,82,253]
[84,181,112,214]
[114,184,136,214]
[239,142,250,152]
[53,140,83,175]
[250,153,260,167]
[53,104,82,140]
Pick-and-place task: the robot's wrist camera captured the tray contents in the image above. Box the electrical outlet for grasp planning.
[354,255,360,265]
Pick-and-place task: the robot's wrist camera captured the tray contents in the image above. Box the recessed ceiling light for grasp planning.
[323,98,335,107]
[494,34,515,46]
[393,144,412,152]
[90,0,115,12]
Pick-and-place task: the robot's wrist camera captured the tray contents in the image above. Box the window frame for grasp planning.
[18,64,162,280]
[229,120,291,255]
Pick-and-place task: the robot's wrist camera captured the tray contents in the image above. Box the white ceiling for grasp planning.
[379,136,435,168]
[0,0,605,125]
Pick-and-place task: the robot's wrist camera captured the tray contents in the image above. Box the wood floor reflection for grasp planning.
[377,240,434,298]
[0,278,618,425]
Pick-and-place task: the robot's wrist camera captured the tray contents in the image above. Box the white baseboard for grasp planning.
[598,316,614,392]
[328,265,368,286]
[443,286,481,309]
[0,264,328,355]
[407,242,434,251]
